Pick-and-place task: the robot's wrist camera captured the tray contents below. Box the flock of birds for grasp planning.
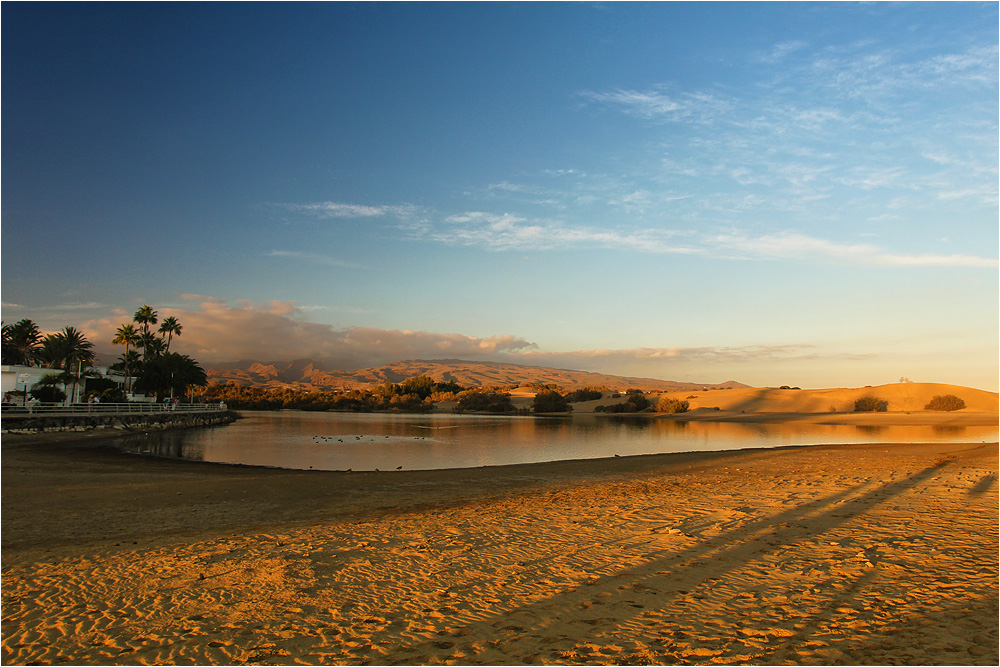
[308,433,432,471]
[310,434,429,443]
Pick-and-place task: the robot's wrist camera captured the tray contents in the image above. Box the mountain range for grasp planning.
[205,358,750,393]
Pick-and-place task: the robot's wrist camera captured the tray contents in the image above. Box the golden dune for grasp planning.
[551,382,999,425]
[663,382,999,414]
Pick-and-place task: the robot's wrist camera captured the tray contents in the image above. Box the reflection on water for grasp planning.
[115,411,999,472]
[855,425,889,435]
[932,425,967,437]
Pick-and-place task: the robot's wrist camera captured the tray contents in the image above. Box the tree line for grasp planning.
[201,380,692,415]
[2,304,206,402]
[205,377,476,412]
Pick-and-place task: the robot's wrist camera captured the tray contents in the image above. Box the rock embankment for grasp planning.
[1,410,238,434]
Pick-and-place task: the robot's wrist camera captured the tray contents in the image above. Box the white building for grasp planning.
[1,364,127,401]
[1,365,57,396]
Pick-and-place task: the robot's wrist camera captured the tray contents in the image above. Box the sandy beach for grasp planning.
[2,428,997,665]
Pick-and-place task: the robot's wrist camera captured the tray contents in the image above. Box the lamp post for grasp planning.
[75,359,82,404]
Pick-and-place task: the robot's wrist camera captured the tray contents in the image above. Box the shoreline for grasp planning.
[3,430,997,665]
[653,408,1000,426]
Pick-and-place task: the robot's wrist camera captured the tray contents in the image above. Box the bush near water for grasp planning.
[655,396,690,413]
[854,396,888,413]
[532,390,572,413]
[924,394,966,411]
[595,390,655,413]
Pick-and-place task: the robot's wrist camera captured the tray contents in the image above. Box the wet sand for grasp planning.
[2,430,997,665]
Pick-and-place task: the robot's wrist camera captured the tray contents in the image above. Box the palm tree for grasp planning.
[37,326,95,371]
[111,349,142,379]
[137,331,165,362]
[135,352,207,400]
[112,323,140,392]
[2,319,43,366]
[158,316,182,352]
[36,327,95,403]
[133,305,158,335]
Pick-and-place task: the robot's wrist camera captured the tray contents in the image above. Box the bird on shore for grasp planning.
[396,465,403,470]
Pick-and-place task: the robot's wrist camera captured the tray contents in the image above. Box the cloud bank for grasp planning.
[82,297,537,369]
[81,297,845,385]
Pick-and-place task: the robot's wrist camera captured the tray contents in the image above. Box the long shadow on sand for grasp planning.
[424,458,954,662]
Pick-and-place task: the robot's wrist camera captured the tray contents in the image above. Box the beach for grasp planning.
[2,430,997,665]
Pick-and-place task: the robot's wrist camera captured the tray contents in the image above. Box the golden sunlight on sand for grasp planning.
[2,431,997,665]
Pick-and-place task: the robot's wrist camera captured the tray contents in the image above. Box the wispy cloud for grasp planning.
[267,250,363,269]
[753,39,809,64]
[284,37,999,270]
[578,40,998,223]
[578,86,732,123]
[432,215,997,268]
[276,201,422,218]
[511,343,818,365]
[1,301,112,317]
[431,211,698,254]
[707,232,998,268]
[41,302,111,311]
[278,198,997,268]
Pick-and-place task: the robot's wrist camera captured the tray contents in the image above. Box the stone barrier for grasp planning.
[1,410,239,434]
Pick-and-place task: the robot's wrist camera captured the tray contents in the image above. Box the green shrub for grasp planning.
[526,383,563,392]
[533,390,572,413]
[599,392,653,413]
[98,387,126,402]
[30,385,66,402]
[924,394,966,411]
[627,393,651,411]
[655,397,690,414]
[400,376,435,399]
[854,396,887,413]
[564,388,603,402]
[433,381,463,395]
[455,390,515,413]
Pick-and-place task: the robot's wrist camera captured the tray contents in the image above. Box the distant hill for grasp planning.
[205,358,750,392]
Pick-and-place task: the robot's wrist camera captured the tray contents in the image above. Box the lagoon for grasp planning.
[116,410,999,472]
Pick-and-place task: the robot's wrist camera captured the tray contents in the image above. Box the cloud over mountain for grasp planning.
[82,297,536,370]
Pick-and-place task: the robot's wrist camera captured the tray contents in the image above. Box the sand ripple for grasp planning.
[3,443,997,665]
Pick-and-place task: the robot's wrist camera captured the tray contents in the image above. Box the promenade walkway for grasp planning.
[1,402,227,417]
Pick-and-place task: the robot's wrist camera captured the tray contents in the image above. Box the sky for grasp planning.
[2,1,997,390]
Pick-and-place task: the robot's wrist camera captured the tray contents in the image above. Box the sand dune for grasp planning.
[542,381,998,422]
[2,434,997,665]
[660,382,999,414]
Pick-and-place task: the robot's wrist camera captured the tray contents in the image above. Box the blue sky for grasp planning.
[2,2,997,390]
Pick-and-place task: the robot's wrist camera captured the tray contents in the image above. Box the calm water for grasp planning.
[116,410,999,472]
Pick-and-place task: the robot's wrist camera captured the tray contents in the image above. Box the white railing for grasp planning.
[1,402,228,416]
